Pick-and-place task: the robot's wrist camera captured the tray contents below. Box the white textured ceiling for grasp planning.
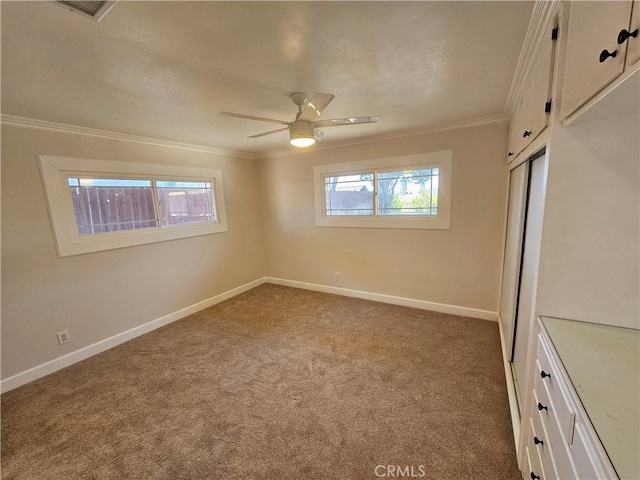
[1,1,533,155]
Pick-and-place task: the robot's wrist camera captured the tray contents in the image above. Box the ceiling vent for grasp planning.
[54,1,118,22]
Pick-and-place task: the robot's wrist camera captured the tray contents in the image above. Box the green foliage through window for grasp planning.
[324,167,439,217]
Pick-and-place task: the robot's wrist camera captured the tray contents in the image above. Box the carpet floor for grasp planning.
[1,284,521,479]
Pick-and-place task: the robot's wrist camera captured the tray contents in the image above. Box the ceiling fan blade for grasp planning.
[314,116,380,127]
[219,111,290,126]
[248,127,289,138]
[297,93,335,122]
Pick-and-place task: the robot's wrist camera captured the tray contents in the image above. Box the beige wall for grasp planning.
[1,126,267,378]
[536,113,640,329]
[1,120,510,382]
[260,121,509,312]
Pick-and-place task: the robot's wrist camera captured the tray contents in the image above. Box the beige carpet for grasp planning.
[1,284,521,479]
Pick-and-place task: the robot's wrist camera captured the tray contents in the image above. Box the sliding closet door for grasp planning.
[512,152,547,402]
[499,162,529,360]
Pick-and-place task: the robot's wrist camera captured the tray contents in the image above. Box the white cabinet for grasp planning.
[560,1,638,119]
[538,318,640,480]
[627,0,640,66]
[506,96,523,162]
[523,318,637,480]
[506,20,556,163]
[524,330,610,480]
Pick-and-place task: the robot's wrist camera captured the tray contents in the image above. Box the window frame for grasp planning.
[313,151,452,230]
[38,155,228,257]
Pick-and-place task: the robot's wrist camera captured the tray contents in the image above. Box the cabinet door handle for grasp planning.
[540,370,551,379]
[531,472,540,480]
[618,28,639,44]
[537,402,548,411]
[523,130,532,138]
[599,49,618,62]
[534,436,544,446]
[507,152,514,157]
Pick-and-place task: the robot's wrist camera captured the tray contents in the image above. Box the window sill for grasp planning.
[316,215,450,230]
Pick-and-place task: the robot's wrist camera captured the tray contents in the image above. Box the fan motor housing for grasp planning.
[289,121,314,139]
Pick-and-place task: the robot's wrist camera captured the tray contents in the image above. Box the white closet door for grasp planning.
[499,162,529,360]
[513,153,548,403]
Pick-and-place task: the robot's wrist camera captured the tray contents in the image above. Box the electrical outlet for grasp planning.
[57,330,70,345]
[334,272,340,281]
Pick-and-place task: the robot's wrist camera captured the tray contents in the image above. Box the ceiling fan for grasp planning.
[220,92,380,147]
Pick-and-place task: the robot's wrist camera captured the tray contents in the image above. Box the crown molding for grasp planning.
[504,0,562,116]
[261,113,509,158]
[2,113,509,161]
[0,114,260,160]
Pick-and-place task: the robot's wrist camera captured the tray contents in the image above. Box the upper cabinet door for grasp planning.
[626,0,640,66]
[505,19,557,163]
[507,95,524,163]
[560,1,633,119]
[519,21,555,148]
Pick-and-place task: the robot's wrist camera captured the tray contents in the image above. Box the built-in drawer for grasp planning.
[526,446,541,480]
[527,430,546,480]
[528,417,549,479]
[534,373,577,479]
[532,389,559,479]
[537,335,576,443]
[571,422,602,480]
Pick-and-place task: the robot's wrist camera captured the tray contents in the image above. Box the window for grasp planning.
[314,151,452,229]
[324,167,439,217]
[66,178,217,235]
[156,181,216,227]
[324,173,375,216]
[39,156,228,257]
[68,178,158,235]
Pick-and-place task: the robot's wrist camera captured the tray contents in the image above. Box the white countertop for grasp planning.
[541,317,640,480]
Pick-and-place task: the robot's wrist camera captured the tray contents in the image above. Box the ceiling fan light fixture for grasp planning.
[219,92,379,147]
[290,137,315,147]
[289,121,315,148]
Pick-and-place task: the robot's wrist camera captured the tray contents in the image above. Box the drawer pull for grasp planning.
[523,130,532,138]
[507,152,514,157]
[599,49,618,63]
[534,436,544,446]
[540,370,551,379]
[618,28,639,45]
[537,402,548,411]
[531,472,540,480]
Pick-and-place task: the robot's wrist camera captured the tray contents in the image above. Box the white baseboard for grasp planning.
[0,277,267,394]
[1,276,497,394]
[265,276,498,321]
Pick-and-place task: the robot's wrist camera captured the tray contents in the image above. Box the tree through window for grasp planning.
[313,150,452,230]
[323,167,439,217]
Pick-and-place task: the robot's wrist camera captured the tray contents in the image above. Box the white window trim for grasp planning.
[313,150,452,230]
[38,155,228,257]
